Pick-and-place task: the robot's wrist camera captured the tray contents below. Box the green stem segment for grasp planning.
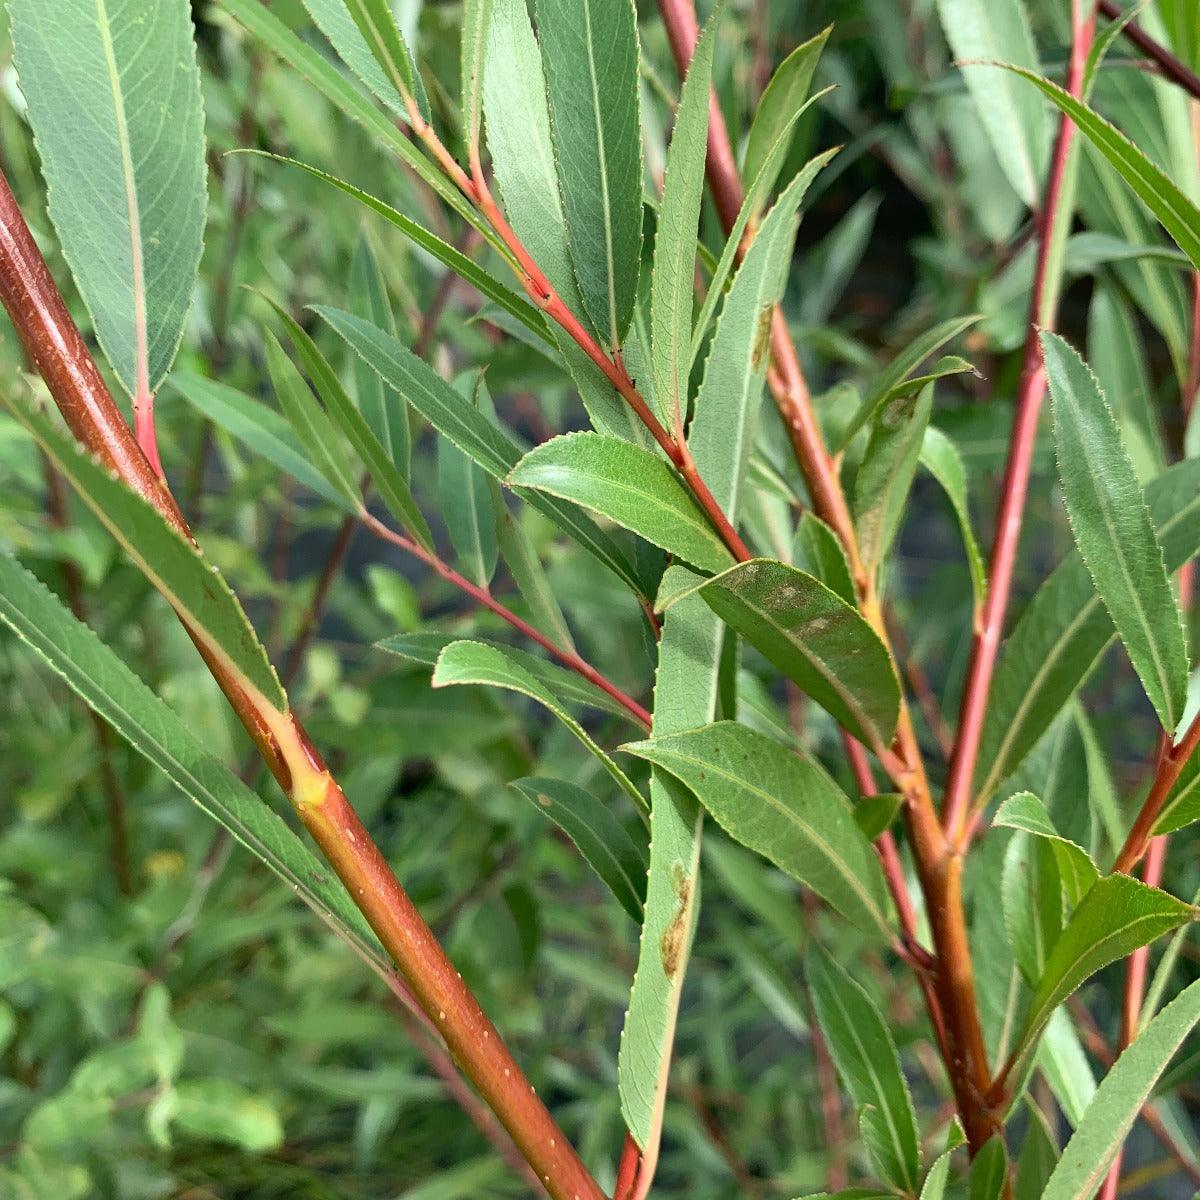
[0,168,604,1200]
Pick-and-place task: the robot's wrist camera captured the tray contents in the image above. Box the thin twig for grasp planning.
[1097,0,1200,104]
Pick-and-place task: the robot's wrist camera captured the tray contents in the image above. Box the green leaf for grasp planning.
[919,1152,954,1200]
[977,457,1200,802]
[11,0,205,399]
[1002,830,1063,982]
[172,1080,283,1152]
[1044,332,1188,731]
[1007,64,1200,268]
[267,300,431,547]
[319,307,645,594]
[511,777,647,922]
[623,722,892,940]
[935,0,1047,205]
[460,0,495,156]
[806,946,920,1189]
[494,506,575,650]
[264,331,361,506]
[508,432,735,575]
[691,148,836,368]
[792,512,856,605]
[259,155,547,340]
[1009,874,1194,1075]
[439,438,498,586]
[328,0,425,117]
[432,640,645,809]
[688,158,822,520]
[919,425,987,616]
[854,793,904,842]
[854,382,933,574]
[377,631,635,723]
[1040,977,1200,1200]
[742,26,831,197]
[968,1138,1008,1200]
[835,315,980,453]
[349,234,410,476]
[695,559,900,747]
[169,374,353,509]
[651,6,721,426]
[533,0,643,346]
[1153,745,1200,835]
[8,400,286,711]
[1015,1099,1059,1199]
[0,554,383,974]
[994,792,1099,907]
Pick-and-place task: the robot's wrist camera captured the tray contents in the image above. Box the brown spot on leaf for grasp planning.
[659,866,693,979]
[751,305,774,371]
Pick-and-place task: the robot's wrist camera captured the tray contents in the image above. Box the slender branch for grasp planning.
[941,3,1096,846]
[0,168,605,1200]
[360,511,652,729]
[1097,0,1200,104]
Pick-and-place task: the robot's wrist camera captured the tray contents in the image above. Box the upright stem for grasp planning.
[941,3,1096,846]
[0,168,605,1200]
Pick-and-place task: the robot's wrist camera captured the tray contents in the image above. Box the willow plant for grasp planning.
[4,0,1200,1197]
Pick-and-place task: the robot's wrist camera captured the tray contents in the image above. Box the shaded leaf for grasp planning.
[994,791,1099,906]
[460,0,496,156]
[920,425,987,615]
[968,1137,1008,1200]
[172,1080,283,1152]
[792,512,856,605]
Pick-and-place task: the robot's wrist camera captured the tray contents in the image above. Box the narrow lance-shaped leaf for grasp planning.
[1008,873,1194,1076]
[432,640,646,811]
[494,502,576,651]
[511,777,647,923]
[349,234,410,476]
[919,425,987,617]
[968,1139,1009,1200]
[793,512,856,605]
[7,398,286,712]
[689,158,823,521]
[806,946,921,1191]
[695,559,900,748]
[317,307,647,596]
[855,382,933,575]
[0,555,387,980]
[742,26,831,198]
[439,434,498,587]
[460,0,496,156]
[624,723,893,940]
[508,432,736,576]
[1004,65,1200,269]
[1044,332,1188,732]
[977,457,1200,801]
[994,792,1099,907]
[329,0,428,117]
[1040,977,1200,1200]
[533,0,643,345]
[10,0,205,401]
[651,6,722,426]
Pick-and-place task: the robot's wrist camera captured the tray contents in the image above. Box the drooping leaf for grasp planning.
[508,432,735,575]
[919,425,986,616]
[1009,874,1194,1074]
[792,512,856,605]
[835,315,980,453]
[623,722,892,940]
[742,26,831,197]
[317,306,645,595]
[0,553,382,974]
[10,0,205,400]
[854,382,933,574]
[695,559,900,747]
[977,458,1200,803]
[264,331,361,505]
[1044,332,1188,732]
[935,0,1047,205]
[377,631,636,723]
[806,946,920,1190]
[651,7,721,427]
[432,640,645,810]
[511,777,647,923]
[689,158,824,520]
[349,234,410,476]
[267,300,431,547]
[460,0,496,156]
[1039,977,1200,1200]
[169,375,353,509]
[532,0,643,345]
[994,792,1099,907]
[7,399,286,711]
[1005,65,1200,268]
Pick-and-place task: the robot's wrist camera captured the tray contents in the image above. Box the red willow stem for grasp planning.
[941,3,1096,848]
[360,512,653,730]
[1096,0,1200,104]
[0,169,605,1200]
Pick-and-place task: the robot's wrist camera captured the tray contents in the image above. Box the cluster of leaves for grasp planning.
[3,0,1200,1198]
